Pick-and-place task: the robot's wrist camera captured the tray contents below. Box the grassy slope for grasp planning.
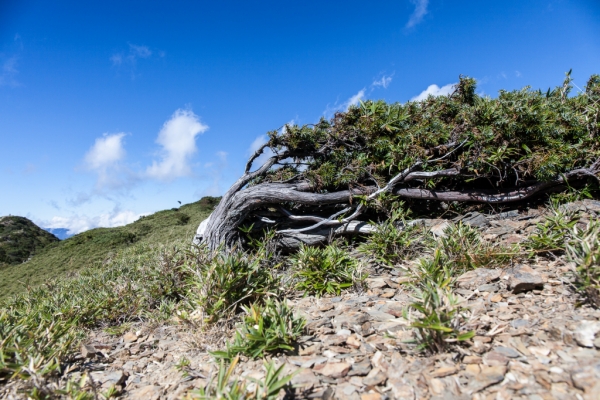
[0,197,219,300]
[0,216,59,267]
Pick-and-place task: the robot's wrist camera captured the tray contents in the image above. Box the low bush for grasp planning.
[524,203,580,255]
[189,356,296,400]
[0,242,190,393]
[213,299,305,361]
[184,246,279,322]
[408,249,475,353]
[289,244,365,296]
[567,220,600,308]
[358,219,433,267]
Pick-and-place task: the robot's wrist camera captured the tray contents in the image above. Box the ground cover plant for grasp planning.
[213,299,306,361]
[199,73,600,253]
[0,197,219,300]
[289,243,365,296]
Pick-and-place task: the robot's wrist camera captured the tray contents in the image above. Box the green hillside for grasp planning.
[0,216,59,267]
[0,197,218,300]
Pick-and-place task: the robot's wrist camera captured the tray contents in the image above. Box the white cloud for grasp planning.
[128,43,151,58]
[406,0,429,28]
[111,43,154,68]
[346,89,366,109]
[146,109,208,181]
[411,83,456,101]
[372,75,393,89]
[515,70,522,78]
[0,56,19,87]
[83,133,131,190]
[40,209,146,235]
[85,133,126,170]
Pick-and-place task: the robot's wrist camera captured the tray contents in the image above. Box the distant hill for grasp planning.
[43,227,73,240]
[0,197,219,300]
[0,216,59,267]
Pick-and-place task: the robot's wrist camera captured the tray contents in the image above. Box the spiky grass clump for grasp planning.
[289,244,365,296]
[213,299,305,361]
[567,220,600,308]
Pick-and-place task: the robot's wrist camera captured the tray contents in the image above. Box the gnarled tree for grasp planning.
[196,73,600,252]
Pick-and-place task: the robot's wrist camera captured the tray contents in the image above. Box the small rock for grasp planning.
[300,343,322,356]
[366,310,396,322]
[430,366,459,378]
[123,332,138,343]
[127,385,161,400]
[347,335,361,349]
[348,361,372,376]
[80,343,97,358]
[362,367,387,386]
[291,369,320,388]
[335,383,360,400]
[483,351,509,366]
[511,319,530,329]
[463,356,482,364]
[467,365,506,394]
[333,313,370,331]
[366,278,388,289]
[456,269,501,290]
[455,211,489,228]
[493,346,520,358]
[387,377,415,400]
[501,265,544,293]
[360,392,382,400]
[574,320,600,348]
[315,362,351,378]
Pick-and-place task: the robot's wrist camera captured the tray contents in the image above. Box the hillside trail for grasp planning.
[16,201,600,399]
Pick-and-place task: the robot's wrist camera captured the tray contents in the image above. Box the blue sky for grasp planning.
[1,0,599,235]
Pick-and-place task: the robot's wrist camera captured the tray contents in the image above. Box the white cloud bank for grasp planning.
[84,132,128,189]
[406,0,429,28]
[411,83,457,101]
[146,109,209,181]
[111,43,153,66]
[40,209,146,235]
[372,75,393,89]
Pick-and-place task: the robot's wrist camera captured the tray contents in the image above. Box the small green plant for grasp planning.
[408,249,475,353]
[185,247,279,322]
[358,209,433,267]
[289,244,364,296]
[524,203,580,255]
[190,356,296,400]
[438,222,516,271]
[567,220,600,308]
[213,299,305,360]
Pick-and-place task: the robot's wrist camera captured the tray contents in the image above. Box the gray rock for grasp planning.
[362,367,387,386]
[348,360,372,376]
[332,312,370,331]
[456,268,501,289]
[511,319,531,329]
[501,264,544,293]
[454,211,489,228]
[493,346,520,358]
[366,310,396,322]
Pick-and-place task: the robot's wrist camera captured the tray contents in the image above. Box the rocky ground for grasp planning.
[7,201,600,400]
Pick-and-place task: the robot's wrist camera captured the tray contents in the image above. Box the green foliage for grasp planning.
[0,197,218,300]
[567,220,600,308]
[408,249,475,353]
[0,216,59,266]
[259,74,600,215]
[358,219,433,267]
[213,299,305,361]
[524,203,580,254]
[185,247,279,322]
[289,244,365,296]
[0,242,192,393]
[189,356,296,400]
[437,222,516,271]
